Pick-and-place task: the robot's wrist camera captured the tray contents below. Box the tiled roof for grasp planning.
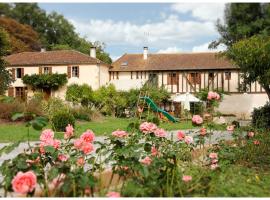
[110,52,236,71]
[4,50,109,66]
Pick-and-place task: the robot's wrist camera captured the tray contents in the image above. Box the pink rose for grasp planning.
[74,139,84,149]
[112,130,128,138]
[39,143,46,154]
[209,152,218,159]
[177,131,185,140]
[207,91,220,100]
[106,191,121,198]
[53,139,61,149]
[12,171,37,194]
[77,157,85,166]
[192,115,203,125]
[248,131,255,138]
[40,129,54,143]
[64,124,74,139]
[58,154,69,162]
[139,122,157,134]
[211,159,218,164]
[200,128,207,136]
[154,128,167,138]
[80,130,95,143]
[216,93,220,100]
[253,140,260,145]
[151,146,158,156]
[184,136,193,144]
[210,163,218,170]
[226,125,234,132]
[81,142,94,154]
[182,175,192,183]
[140,156,152,166]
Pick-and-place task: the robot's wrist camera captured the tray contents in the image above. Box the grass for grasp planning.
[0,117,195,142]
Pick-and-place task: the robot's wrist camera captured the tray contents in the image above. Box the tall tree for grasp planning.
[0,17,41,53]
[210,3,267,49]
[0,28,13,95]
[226,35,270,99]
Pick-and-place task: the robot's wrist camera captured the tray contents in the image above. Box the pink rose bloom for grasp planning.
[182,175,192,183]
[77,157,85,166]
[64,124,74,139]
[216,93,220,100]
[40,129,54,143]
[12,171,37,194]
[210,163,218,170]
[140,156,152,166]
[80,130,95,143]
[253,140,260,145]
[200,128,207,136]
[211,159,218,164]
[248,131,255,138]
[154,128,167,138]
[192,115,203,125]
[184,136,193,144]
[106,191,121,198]
[177,131,185,140]
[58,154,69,162]
[227,125,234,132]
[53,139,61,149]
[74,138,84,149]
[151,146,158,156]
[39,143,46,154]
[81,142,94,154]
[209,152,218,159]
[207,91,220,100]
[112,130,128,138]
[139,122,157,134]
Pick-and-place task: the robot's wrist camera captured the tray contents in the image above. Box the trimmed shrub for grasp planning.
[252,102,270,129]
[51,109,75,132]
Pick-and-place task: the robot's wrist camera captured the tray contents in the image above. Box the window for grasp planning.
[167,72,178,85]
[189,73,201,84]
[44,67,49,75]
[72,66,79,77]
[16,68,22,78]
[208,72,214,80]
[15,87,26,100]
[225,71,231,80]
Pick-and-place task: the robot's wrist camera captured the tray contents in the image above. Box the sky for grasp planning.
[39,3,227,61]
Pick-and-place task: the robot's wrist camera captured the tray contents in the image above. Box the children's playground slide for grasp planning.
[140,96,178,123]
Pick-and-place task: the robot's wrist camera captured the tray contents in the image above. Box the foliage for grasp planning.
[210,3,270,49]
[252,102,270,129]
[226,35,270,99]
[65,84,94,107]
[0,100,25,121]
[22,73,67,91]
[0,28,13,95]
[0,17,41,53]
[0,3,112,64]
[51,109,75,131]
[70,107,92,121]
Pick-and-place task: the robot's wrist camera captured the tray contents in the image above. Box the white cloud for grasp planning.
[171,3,225,22]
[192,42,226,52]
[157,47,182,53]
[69,14,217,49]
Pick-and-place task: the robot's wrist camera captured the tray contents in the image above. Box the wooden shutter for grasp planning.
[49,67,52,74]
[39,67,42,75]
[21,68,24,77]
[67,66,71,78]
[8,87,14,97]
[77,66,80,77]
[12,68,15,79]
[167,73,171,85]
[196,73,201,84]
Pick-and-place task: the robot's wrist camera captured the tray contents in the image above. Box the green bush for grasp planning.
[71,107,92,121]
[252,102,270,129]
[51,109,75,131]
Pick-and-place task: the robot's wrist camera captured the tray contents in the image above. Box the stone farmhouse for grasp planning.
[4,47,268,117]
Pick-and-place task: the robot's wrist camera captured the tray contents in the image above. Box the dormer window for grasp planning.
[121,62,128,67]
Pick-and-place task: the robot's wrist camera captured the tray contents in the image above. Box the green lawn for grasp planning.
[0,117,195,142]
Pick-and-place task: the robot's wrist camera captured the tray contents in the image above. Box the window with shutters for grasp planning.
[72,66,79,77]
[16,68,23,78]
[225,71,231,80]
[189,72,201,84]
[44,67,49,75]
[15,87,26,100]
[167,72,178,85]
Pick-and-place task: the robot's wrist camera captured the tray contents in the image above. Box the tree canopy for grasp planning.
[210,3,270,49]
[0,28,13,95]
[0,3,112,64]
[226,35,270,99]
